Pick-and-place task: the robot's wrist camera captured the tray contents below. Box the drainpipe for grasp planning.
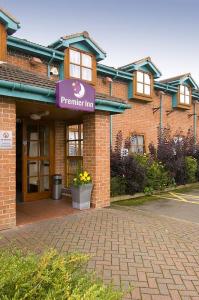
[194,101,197,144]
[110,70,119,148]
[47,51,56,78]
[159,91,165,137]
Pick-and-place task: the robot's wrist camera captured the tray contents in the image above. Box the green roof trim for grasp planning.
[97,64,133,81]
[0,79,130,114]
[7,36,64,61]
[119,57,162,79]
[49,32,106,62]
[0,9,20,35]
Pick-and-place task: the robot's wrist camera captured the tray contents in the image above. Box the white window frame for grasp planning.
[179,85,190,105]
[130,134,145,154]
[136,71,152,97]
[69,48,93,82]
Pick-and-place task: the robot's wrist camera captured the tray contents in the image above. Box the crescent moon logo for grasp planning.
[74,83,85,99]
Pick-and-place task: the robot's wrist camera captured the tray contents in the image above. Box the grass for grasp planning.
[112,182,199,207]
[112,195,157,206]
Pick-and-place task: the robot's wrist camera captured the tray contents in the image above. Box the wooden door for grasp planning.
[22,120,54,201]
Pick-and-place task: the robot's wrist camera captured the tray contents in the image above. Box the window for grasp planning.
[179,85,190,105]
[130,135,145,154]
[66,124,83,187]
[136,71,151,96]
[69,49,93,82]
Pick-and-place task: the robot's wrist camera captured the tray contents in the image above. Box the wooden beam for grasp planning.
[64,48,69,79]
[0,23,7,61]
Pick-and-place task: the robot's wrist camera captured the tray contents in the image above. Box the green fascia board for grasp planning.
[97,64,133,81]
[164,77,198,90]
[0,11,20,35]
[0,80,130,114]
[95,99,131,114]
[49,36,106,62]
[180,77,198,89]
[192,92,199,100]
[7,36,64,61]
[154,82,178,93]
[121,62,161,79]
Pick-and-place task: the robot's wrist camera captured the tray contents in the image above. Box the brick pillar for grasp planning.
[0,97,16,230]
[55,121,65,185]
[83,111,110,208]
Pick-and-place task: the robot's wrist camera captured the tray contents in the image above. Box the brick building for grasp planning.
[0,8,199,230]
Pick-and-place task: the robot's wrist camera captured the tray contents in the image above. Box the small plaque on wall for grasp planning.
[0,130,12,149]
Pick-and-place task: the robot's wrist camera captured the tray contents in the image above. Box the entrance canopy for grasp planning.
[0,63,131,114]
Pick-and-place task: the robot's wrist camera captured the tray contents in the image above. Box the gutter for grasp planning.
[0,80,55,96]
[7,36,64,61]
[95,99,131,110]
[97,64,132,81]
[154,82,177,93]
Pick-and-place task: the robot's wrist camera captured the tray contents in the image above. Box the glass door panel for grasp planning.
[66,124,83,187]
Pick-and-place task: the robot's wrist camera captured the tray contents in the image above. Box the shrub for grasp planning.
[122,155,147,194]
[146,160,172,191]
[185,156,197,183]
[0,249,123,300]
[149,127,198,185]
[134,154,172,192]
[111,177,126,197]
[111,132,147,195]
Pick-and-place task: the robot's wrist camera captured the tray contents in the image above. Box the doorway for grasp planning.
[16,120,55,202]
[16,120,23,202]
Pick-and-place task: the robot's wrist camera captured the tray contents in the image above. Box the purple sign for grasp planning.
[56,79,95,112]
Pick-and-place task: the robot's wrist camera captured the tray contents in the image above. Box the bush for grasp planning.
[0,249,123,300]
[122,155,147,194]
[149,127,198,185]
[185,156,197,183]
[134,154,172,192]
[111,177,126,197]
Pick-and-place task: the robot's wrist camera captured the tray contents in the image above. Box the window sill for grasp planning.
[130,93,153,102]
[67,76,96,86]
[175,103,191,110]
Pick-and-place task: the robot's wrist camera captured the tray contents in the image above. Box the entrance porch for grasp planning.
[16,197,78,226]
[0,96,111,230]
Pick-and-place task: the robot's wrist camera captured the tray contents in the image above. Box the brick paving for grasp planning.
[1,207,199,299]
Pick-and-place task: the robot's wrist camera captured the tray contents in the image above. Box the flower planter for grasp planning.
[71,183,93,210]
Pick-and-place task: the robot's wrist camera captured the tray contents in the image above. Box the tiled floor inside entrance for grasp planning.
[16,197,78,226]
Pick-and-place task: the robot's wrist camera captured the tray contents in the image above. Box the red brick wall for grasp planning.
[54,121,66,185]
[83,111,110,208]
[7,50,48,75]
[96,76,128,102]
[112,91,198,151]
[0,97,16,230]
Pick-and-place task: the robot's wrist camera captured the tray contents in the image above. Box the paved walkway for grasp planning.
[1,207,199,299]
[16,197,77,225]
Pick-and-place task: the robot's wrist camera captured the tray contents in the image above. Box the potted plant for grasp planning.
[71,171,93,210]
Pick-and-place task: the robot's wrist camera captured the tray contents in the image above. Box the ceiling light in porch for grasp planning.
[30,110,49,120]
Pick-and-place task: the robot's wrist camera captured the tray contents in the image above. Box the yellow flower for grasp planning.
[73,178,77,182]
[84,171,88,177]
[79,173,83,177]
[87,176,91,181]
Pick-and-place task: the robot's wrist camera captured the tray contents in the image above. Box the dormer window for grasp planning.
[136,71,152,97]
[69,49,93,82]
[179,85,190,105]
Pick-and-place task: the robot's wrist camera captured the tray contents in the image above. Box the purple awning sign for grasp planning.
[56,79,95,112]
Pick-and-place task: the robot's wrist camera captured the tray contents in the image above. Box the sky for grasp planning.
[1,0,199,83]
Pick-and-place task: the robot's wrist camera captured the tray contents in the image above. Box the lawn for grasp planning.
[112,183,199,207]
